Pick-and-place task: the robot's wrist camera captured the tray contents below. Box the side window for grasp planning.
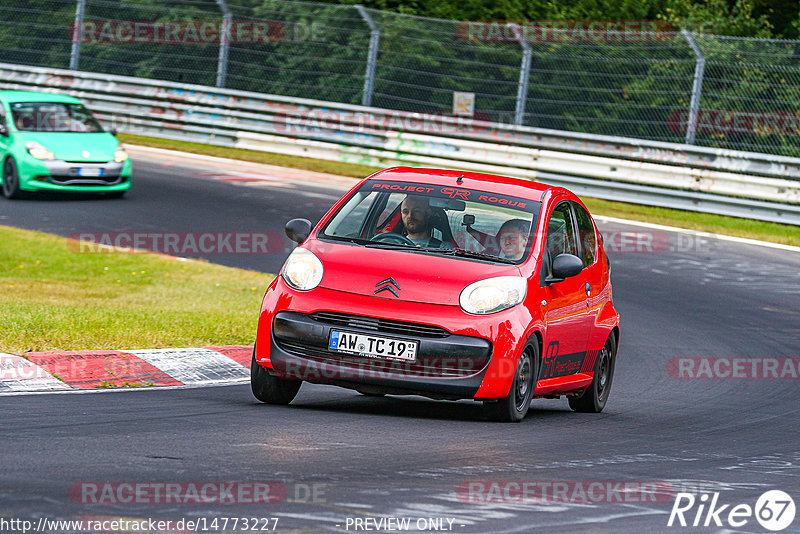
[544,201,578,276]
[572,202,596,267]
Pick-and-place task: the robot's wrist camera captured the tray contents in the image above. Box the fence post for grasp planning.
[355,5,379,107]
[69,0,86,70]
[215,0,232,88]
[509,23,531,126]
[681,29,706,145]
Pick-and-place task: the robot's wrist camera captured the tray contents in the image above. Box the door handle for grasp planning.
[585,282,591,295]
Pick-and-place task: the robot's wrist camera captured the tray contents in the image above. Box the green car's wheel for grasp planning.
[2,158,22,199]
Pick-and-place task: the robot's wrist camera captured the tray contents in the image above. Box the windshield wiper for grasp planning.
[364,242,417,249]
[414,247,518,264]
[328,236,370,245]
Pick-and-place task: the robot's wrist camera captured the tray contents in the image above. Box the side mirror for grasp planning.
[0,123,8,137]
[110,128,118,137]
[545,253,583,284]
[285,218,312,244]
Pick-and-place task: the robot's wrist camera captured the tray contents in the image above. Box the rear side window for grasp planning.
[572,202,596,267]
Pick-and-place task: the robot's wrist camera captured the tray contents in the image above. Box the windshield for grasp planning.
[10,102,104,133]
[321,180,541,264]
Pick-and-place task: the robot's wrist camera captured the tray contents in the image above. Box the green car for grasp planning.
[0,90,132,199]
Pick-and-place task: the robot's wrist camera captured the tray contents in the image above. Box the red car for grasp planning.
[252,167,620,421]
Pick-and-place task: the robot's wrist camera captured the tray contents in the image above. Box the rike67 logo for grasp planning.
[668,490,795,531]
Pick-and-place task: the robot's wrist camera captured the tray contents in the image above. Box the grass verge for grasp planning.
[0,225,272,352]
[120,133,800,247]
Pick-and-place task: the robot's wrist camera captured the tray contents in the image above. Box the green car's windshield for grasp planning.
[10,102,104,133]
[321,180,541,264]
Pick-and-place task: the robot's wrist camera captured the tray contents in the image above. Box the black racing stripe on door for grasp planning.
[541,348,588,379]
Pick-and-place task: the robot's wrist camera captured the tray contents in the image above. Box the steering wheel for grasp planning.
[372,232,416,246]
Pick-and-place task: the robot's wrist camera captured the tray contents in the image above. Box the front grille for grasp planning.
[310,311,449,338]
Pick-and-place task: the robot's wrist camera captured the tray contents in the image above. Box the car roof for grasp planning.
[0,90,83,104]
[370,167,551,202]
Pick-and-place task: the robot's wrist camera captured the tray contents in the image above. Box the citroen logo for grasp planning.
[81,150,91,158]
[374,277,400,297]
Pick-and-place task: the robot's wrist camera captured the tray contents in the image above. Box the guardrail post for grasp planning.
[355,5,379,107]
[509,24,531,127]
[215,0,232,88]
[681,29,706,145]
[69,0,86,70]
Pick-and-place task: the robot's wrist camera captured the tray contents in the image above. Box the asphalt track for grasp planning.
[2,147,800,533]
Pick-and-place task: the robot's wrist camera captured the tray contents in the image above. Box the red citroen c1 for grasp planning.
[252,167,620,421]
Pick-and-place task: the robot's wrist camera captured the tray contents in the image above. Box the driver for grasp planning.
[400,195,449,248]
[496,218,530,260]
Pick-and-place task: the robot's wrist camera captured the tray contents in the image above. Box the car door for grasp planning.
[539,199,594,379]
[0,99,10,158]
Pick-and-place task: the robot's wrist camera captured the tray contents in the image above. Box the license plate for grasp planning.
[328,330,417,361]
[77,167,103,177]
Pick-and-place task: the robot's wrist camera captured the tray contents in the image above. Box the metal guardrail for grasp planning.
[2,62,800,226]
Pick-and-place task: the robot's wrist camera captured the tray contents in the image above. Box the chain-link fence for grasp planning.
[1,0,799,156]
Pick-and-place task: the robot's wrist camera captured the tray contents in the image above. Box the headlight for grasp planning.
[25,141,55,160]
[113,147,129,163]
[281,248,323,291]
[459,276,527,315]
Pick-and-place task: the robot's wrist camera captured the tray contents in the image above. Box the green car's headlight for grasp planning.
[25,141,55,160]
[460,276,527,315]
[114,147,129,163]
[281,248,323,291]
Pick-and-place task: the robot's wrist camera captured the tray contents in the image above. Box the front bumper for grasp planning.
[270,310,493,399]
[17,158,132,192]
[255,279,536,400]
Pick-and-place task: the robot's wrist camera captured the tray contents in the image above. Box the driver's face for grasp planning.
[401,197,431,236]
[498,229,528,258]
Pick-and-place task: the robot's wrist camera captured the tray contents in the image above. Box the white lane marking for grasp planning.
[595,215,800,253]
[0,353,69,391]
[127,348,249,385]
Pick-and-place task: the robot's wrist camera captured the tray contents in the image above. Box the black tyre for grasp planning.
[2,157,22,199]
[250,348,301,405]
[569,333,617,413]
[485,343,538,422]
